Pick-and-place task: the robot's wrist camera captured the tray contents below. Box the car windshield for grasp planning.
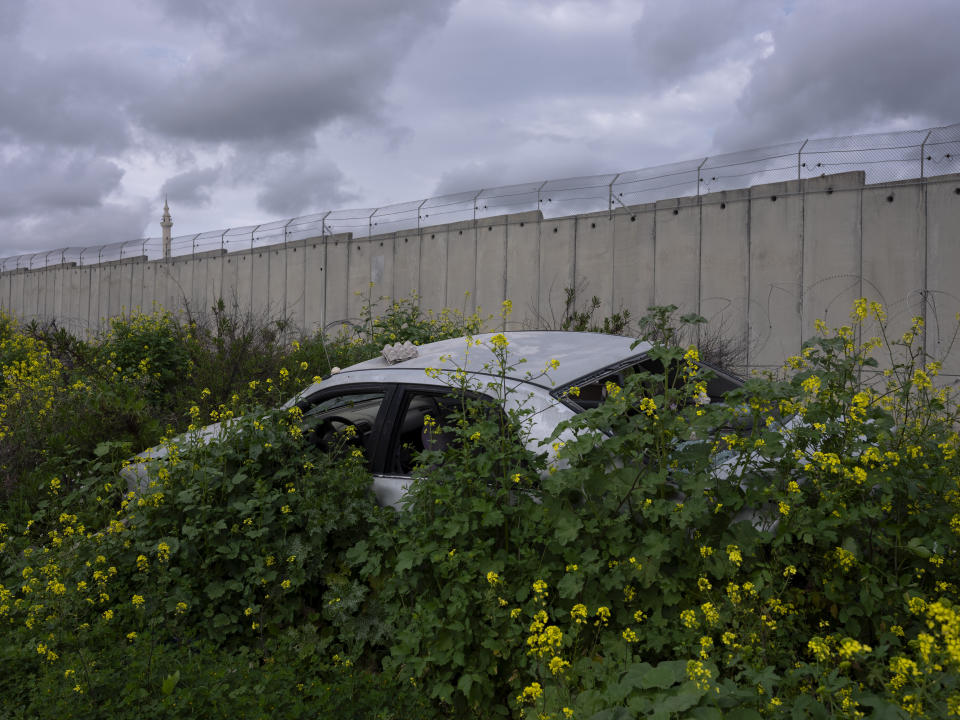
[555,355,741,413]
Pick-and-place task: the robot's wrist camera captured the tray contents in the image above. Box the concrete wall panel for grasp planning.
[505,216,540,327]
[654,195,700,314]
[368,233,395,304]
[139,264,157,314]
[76,269,91,335]
[285,241,306,332]
[267,246,288,319]
[802,173,863,338]
[249,249,271,318]
[475,222,507,326]
[574,214,614,319]
[419,228,448,314]
[324,239,349,325]
[700,189,750,354]
[749,180,803,368]
[393,232,420,301]
[302,239,326,332]
[233,251,254,316]
[613,206,656,322]
[925,176,960,375]
[539,217,575,327]
[445,221,476,312]
[861,183,925,346]
[347,239,371,320]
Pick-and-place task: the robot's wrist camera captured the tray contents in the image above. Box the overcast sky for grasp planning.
[1,0,957,257]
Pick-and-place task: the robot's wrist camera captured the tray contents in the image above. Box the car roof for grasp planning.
[288,332,652,403]
[345,331,650,387]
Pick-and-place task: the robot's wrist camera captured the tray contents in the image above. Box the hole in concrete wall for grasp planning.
[672,209,679,215]
[887,194,894,203]
[258,253,262,257]
[380,241,383,246]
[520,222,525,227]
[312,244,316,248]
[630,216,636,221]
[404,238,408,243]
[827,187,834,194]
[431,234,435,239]
[771,195,777,202]
[591,222,596,228]
[488,226,492,231]
[553,227,558,233]
[458,230,462,235]
[954,188,960,195]
[720,203,726,209]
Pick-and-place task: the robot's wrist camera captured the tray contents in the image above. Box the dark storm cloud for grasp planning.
[160,167,222,207]
[0,47,140,153]
[715,0,960,150]
[139,0,455,145]
[0,150,124,218]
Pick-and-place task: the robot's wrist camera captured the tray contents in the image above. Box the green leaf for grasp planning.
[554,514,582,545]
[161,670,180,696]
[557,571,584,599]
[622,660,686,689]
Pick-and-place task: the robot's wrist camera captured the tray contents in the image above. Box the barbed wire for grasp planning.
[3,123,958,272]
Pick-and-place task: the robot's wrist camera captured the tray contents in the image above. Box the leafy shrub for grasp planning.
[343,300,959,717]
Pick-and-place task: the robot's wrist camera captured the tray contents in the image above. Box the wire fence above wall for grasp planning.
[3,123,959,273]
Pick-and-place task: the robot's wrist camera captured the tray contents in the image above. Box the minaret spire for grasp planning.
[161,196,173,259]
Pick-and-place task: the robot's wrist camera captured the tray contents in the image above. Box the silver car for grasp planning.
[124,331,742,508]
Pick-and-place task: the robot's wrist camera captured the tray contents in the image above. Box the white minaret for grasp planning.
[161,197,173,259]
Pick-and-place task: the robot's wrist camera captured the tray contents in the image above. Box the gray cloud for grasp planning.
[138,0,456,146]
[4,200,152,258]
[160,167,222,207]
[631,0,778,90]
[0,0,26,37]
[254,156,354,217]
[715,0,960,149]
[0,47,140,153]
[0,150,124,218]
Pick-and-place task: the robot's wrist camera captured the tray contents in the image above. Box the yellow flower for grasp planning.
[489,333,509,350]
[281,579,291,590]
[726,544,743,567]
[571,603,588,624]
[486,571,501,586]
[517,682,543,704]
[132,594,145,608]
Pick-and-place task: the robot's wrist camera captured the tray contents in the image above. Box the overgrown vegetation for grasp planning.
[1,296,958,718]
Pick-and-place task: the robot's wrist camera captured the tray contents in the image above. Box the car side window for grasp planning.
[387,391,464,475]
[300,390,387,466]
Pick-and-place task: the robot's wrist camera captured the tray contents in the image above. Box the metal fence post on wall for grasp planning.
[608,174,621,218]
[797,139,808,181]
[472,190,483,222]
[283,218,295,321]
[416,199,427,231]
[920,130,932,179]
[536,181,547,213]
[696,158,707,196]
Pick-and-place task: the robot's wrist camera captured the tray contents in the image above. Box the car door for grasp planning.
[297,383,394,471]
[366,385,475,508]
